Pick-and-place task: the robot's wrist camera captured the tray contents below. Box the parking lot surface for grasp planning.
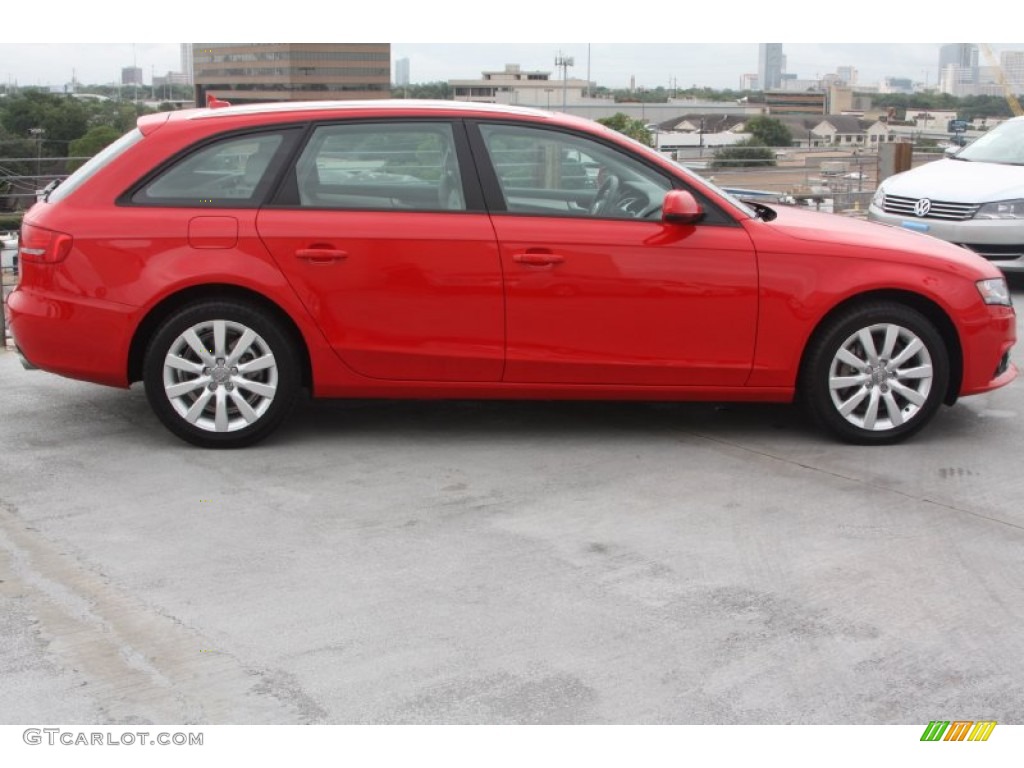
[1,284,1022,724]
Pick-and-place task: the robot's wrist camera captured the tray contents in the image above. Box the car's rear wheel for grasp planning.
[143,300,299,448]
[801,302,950,444]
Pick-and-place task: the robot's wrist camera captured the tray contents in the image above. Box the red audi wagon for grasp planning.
[8,100,1017,447]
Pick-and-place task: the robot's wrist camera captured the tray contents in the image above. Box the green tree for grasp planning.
[67,126,121,171]
[597,113,652,146]
[711,139,775,169]
[744,116,793,147]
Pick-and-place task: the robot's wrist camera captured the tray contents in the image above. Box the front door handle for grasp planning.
[513,252,565,266]
[296,247,348,264]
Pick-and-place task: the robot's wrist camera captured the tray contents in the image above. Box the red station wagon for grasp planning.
[7,100,1017,448]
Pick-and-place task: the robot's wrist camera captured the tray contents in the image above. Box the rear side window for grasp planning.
[131,131,290,206]
[48,128,144,203]
[293,123,466,211]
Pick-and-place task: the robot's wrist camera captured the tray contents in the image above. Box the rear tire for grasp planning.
[143,300,299,448]
[800,302,949,445]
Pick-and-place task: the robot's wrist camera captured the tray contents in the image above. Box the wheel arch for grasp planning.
[127,284,313,391]
[799,289,963,406]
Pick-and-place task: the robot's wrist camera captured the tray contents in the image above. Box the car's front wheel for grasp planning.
[143,300,299,448]
[801,302,950,444]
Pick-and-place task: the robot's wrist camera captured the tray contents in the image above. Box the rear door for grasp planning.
[257,119,505,382]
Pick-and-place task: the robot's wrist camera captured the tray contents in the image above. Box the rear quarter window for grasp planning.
[47,128,144,203]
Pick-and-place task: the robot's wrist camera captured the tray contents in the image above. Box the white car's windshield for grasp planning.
[955,118,1024,165]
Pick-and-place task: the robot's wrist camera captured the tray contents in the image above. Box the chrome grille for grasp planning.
[882,194,980,221]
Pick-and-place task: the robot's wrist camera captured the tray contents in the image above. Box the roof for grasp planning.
[186,99,557,121]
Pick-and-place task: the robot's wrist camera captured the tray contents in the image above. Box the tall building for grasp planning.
[1002,50,1024,92]
[192,43,391,105]
[739,73,759,91]
[758,44,784,91]
[395,57,410,86]
[836,66,858,86]
[938,44,979,87]
[180,44,194,85]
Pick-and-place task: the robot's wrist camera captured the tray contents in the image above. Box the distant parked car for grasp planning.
[869,115,1024,273]
[7,99,1018,448]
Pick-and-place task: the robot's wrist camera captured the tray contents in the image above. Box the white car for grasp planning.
[868,115,1024,273]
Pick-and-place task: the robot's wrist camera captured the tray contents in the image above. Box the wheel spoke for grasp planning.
[237,354,275,375]
[862,388,881,430]
[227,328,257,366]
[235,378,277,399]
[882,391,904,427]
[164,354,204,375]
[838,386,870,417]
[890,380,927,406]
[890,337,924,368]
[230,390,259,424]
[165,377,210,399]
[836,348,867,370]
[857,328,880,364]
[182,329,215,365]
[879,325,899,361]
[830,373,869,390]
[213,320,228,359]
[895,364,932,380]
[184,389,214,424]
[214,389,229,432]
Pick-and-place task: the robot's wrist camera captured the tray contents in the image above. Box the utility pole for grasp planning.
[555,52,574,112]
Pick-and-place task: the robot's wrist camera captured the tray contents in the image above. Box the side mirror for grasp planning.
[662,190,704,225]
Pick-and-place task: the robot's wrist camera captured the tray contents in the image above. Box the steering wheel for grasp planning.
[589,174,620,216]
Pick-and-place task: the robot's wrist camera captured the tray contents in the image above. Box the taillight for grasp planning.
[20,223,73,264]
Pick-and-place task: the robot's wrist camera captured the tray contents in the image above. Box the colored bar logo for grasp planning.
[921,721,997,741]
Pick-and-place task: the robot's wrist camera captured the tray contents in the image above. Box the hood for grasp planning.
[749,204,999,277]
[879,157,1024,203]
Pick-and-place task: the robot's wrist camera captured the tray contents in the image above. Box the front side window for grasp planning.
[478,123,672,219]
[293,123,466,211]
[133,132,287,205]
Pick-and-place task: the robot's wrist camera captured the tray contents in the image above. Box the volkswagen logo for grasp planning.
[914,198,932,217]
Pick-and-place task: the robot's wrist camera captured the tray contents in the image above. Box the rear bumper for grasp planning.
[7,286,134,387]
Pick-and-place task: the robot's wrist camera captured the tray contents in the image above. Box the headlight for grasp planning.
[977,278,1012,306]
[974,199,1024,219]
[871,185,885,208]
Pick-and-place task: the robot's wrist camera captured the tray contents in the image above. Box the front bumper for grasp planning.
[867,205,1024,272]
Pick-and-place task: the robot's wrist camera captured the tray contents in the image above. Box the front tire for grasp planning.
[800,302,950,445]
[143,300,299,448]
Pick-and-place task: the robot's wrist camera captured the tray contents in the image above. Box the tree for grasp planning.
[67,126,121,171]
[711,139,775,169]
[597,113,652,146]
[744,116,793,147]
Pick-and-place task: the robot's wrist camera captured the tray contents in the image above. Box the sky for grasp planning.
[0,6,1019,92]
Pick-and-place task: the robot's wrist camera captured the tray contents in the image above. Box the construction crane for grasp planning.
[980,43,1023,117]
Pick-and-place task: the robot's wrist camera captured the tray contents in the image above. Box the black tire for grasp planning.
[143,300,300,448]
[800,301,950,445]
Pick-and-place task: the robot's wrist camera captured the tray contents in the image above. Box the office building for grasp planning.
[758,44,784,91]
[192,43,391,105]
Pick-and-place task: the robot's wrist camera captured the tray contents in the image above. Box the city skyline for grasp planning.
[3,43,1024,94]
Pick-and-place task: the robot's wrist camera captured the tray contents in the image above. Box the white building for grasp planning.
[449,64,611,108]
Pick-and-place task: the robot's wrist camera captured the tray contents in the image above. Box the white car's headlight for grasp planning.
[871,185,886,208]
[977,278,1012,306]
[975,199,1024,219]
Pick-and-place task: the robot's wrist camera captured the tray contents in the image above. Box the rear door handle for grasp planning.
[513,252,565,266]
[296,247,348,264]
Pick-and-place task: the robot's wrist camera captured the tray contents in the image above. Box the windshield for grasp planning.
[955,118,1024,165]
